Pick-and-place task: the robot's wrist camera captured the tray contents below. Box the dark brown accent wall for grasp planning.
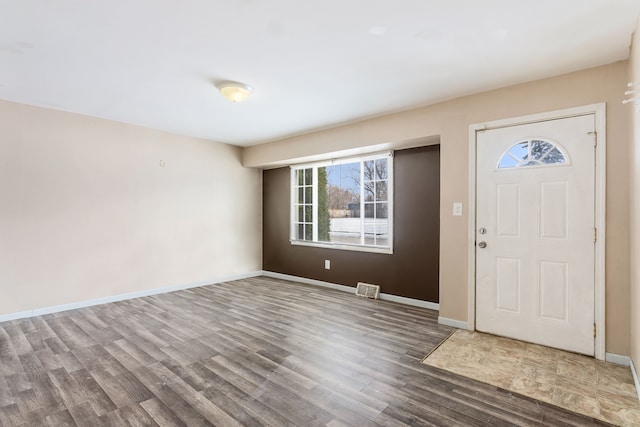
[263,145,440,302]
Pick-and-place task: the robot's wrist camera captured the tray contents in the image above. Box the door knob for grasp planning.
[478,241,487,248]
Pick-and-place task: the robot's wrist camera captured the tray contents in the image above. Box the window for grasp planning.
[497,138,567,169]
[291,152,393,253]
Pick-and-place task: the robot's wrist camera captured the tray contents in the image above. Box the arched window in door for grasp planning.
[497,138,568,169]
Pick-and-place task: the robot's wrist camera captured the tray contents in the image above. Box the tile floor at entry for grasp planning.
[422,330,640,426]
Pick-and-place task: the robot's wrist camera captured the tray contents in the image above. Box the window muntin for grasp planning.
[497,139,567,169]
[292,168,314,241]
[290,152,393,253]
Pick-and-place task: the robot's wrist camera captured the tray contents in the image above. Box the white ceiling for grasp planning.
[1,1,638,147]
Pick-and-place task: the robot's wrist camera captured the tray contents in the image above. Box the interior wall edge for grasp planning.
[631,358,640,401]
[629,14,640,390]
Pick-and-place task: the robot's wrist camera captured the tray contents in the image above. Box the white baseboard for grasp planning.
[260,271,439,310]
[262,271,354,292]
[438,316,470,330]
[379,293,439,310]
[631,358,640,402]
[0,271,263,323]
[1,270,439,323]
[606,352,631,366]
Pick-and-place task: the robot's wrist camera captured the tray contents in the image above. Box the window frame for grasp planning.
[290,151,394,254]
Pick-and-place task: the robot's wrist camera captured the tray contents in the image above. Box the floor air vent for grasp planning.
[356,282,380,299]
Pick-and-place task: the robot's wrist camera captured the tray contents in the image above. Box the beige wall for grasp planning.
[244,62,631,355]
[629,19,640,377]
[0,100,262,317]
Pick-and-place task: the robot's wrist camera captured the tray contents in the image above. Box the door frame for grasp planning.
[467,103,606,360]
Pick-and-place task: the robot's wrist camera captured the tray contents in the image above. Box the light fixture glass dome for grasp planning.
[217,81,252,103]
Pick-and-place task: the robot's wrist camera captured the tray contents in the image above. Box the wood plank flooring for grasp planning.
[0,277,611,426]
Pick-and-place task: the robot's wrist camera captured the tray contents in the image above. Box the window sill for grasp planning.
[290,239,393,255]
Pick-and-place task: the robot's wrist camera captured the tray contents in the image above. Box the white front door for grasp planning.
[475,114,595,356]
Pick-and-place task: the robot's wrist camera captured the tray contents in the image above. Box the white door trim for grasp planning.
[467,103,606,360]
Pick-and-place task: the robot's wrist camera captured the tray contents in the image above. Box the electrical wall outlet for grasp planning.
[324,260,331,270]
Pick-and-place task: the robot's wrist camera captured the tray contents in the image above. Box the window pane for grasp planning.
[364,160,374,182]
[325,161,362,245]
[507,142,528,161]
[498,155,518,168]
[365,217,389,246]
[317,167,330,242]
[364,202,375,218]
[542,147,565,164]
[326,164,360,213]
[364,218,384,246]
[364,218,375,246]
[318,227,330,242]
[364,182,374,201]
[376,202,388,219]
[531,140,553,160]
[291,154,392,250]
[376,181,388,201]
[377,223,389,244]
[329,216,362,245]
[375,158,388,180]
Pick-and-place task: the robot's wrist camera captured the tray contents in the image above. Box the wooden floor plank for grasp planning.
[44,409,77,426]
[138,398,186,427]
[0,276,614,426]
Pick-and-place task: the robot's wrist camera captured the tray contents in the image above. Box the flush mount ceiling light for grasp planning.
[217,81,252,103]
